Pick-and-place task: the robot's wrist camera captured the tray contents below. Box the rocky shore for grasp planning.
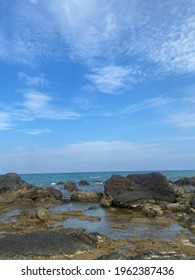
[0,172,195,260]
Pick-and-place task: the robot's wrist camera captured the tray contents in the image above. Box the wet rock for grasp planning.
[111,224,128,230]
[143,203,163,217]
[71,191,102,202]
[87,205,99,210]
[78,180,90,186]
[103,172,175,208]
[100,194,112,207]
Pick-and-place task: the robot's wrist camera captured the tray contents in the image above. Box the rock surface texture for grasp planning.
[101,172,176,208]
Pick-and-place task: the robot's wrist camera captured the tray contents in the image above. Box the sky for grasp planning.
[0,0,195,174]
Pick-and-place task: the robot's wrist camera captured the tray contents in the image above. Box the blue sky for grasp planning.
[0,0,195,173]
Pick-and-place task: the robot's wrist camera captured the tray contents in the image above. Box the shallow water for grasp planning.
[50,202,189,241]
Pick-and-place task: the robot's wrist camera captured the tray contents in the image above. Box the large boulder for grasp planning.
[102,172,176,208]
[0,172,63,205]
[0,172,30,193]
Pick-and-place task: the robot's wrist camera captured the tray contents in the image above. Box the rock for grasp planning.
[0,172,30,192]
[36,208,49,221]
[111,224,128,230]
[0,172,63,205]
[166,202,189,212]
[63,182,78,192]
[71,191,102,202]
[100,194,113,207]
[143,203,163,217]
[103,172,176,208]
[78,180,90,186]
[174,177,195,186]
[190,198,195,209]
[0,229,106,259]
[176,187,187,196]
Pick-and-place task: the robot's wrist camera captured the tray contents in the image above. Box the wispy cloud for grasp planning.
[20,128,51,135]
[123,96,172,114]
[0,112,12,130]
[87,64,141,94]
[0,91,82,131]
[0,1,195,93]
[18,72,49,87]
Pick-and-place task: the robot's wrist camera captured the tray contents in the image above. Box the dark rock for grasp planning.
[0,172,63,205]
[56,181,65,185]
[174,177,195,186]
[0,229,117,259]
[78,180,90,186]
[103,172,176,208]
[0,172,30,192]
[191,198,195,209]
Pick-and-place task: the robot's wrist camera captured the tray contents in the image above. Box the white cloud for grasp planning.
[87,64,140,93]
[0,112,12,130]
[0,0,195,92]
[18,90,81,120]
[0,91,82,130]
[123,96,172,114]
[21,129,51,135]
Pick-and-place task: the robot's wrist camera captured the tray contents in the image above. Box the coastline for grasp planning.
[0,171,195,260]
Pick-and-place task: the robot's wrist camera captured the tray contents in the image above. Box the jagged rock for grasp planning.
[103,172,176,208]
[71,191,102,202]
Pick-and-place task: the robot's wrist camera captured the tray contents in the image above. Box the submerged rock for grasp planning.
[103,172,176,208]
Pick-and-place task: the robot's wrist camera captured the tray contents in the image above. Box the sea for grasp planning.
[18,170,195,241]
[20,169,195,190]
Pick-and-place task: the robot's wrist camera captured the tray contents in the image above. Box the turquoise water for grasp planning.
[20,170,195,188]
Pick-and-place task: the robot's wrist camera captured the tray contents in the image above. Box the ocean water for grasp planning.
[20,170,195,189]
[18,170,195,241]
